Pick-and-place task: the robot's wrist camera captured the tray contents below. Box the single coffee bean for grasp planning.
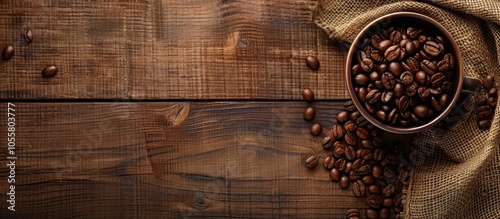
[380,90,393,103]
[382,72,396,90]
[430,96,442,112]
[405,41,416,55]
[423,41,443,57]
[362,175,376,185]
[373,148,385,161]
[369,71,380,82]
[358,164,372,175]
[414,70,427,85]
[345,131,359,146]
[430,72,446,87]
[376,110,387,122]
[310,123,322,136]
[399,169,410,183]
[303,107,315,121]
[357,87,368,102]
[394,194,405,207]
[366,89,381,104]
[383,184,396,197]
[42,65,58,77]
[390,30,402,44]
[365,208,380,219]
[400,71,414,86]
[489,87,498,97]
[378,40,393,53]
[305,155,319,168]
[321,136,334,149]
[333,146,345,158]
[323,156,335,169]
[345,161,353,173]
[371,35,383,48]
[329,168,341,181]
[339,175,350,189]
[352,64,361,76]
[335,158,347,171]
[360,148,373,161]
[372,165,383,178]
[336,111,350,123]
[360,58,374,72]
[352,180,366,197]
[377,64,388,74]
[489,96,498,108]
[345,120,357,132]
[371,49,384,62]
[305,56,320,70]
[418,86,431,100]
[346,209,360,218]
[405,84,417,97]
[393,83,405,97]
[24,29,34,43]
[379,208,391,219]
[387,108,400,125]
[332,124,345,139]
[360,139,374,149]
[368,184,382,194]
[350,111,362,121]
[478,95,488,105]
[383,198,394,207]
[349,170,361,181]
[345,146,357,161]
[477,105,493,119]
[367,195,384,209]
[352,159,365,171]
[2,44,15,60]
[344,100,357,112]
[397,96,410,111]
[403,57,419,73]
[406,26,421,39]
[442,81,453,93]
[354,74,370,86]
[356,127,369,140]
[385,45,401,62]
[414,105,430,118]
[383,166,397,181]
[356,115,369,127]
[385,154,399,165]
[389,62,403,77]
[373,136,383,147]
[421,59,437,75]
[482,75,495,89]
[302,88,314,101]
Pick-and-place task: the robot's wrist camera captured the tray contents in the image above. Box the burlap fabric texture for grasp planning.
[312,1,500,218]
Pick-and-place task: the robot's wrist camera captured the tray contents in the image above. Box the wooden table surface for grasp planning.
[0,1,366,218]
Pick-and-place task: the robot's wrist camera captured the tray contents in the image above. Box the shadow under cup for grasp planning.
[346,12,480,134]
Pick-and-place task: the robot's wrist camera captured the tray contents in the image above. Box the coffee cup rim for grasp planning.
[345,12,464,134]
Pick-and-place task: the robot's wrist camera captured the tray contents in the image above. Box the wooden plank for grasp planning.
[0,0,349,100]
[0,102,370,218]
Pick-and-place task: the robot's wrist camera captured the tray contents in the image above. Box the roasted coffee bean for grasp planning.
[335,158,347,171]
[371,35,383,48]
[345,146,357,161]
[323,156,335,170]
[383,166,397,181]
[403,57,419,73]
[378,40,393,53]
[366,89,381,104]
[400,71,414,86]
[394,207,403,215]
[2,44,14,60]
[399,119,411,126]
[397,96,410,111]
[393,83,405,97]
[332,124,345,139]
[477,96,488,105]
[405,41,416,55]
[42,65,58,77]
[369,71,380,82]
[358,164,372,175]
[373,136,383,147]
[350,111,362,121]
[344,100,357,112]
[383,184,396,197]
[477,105,493,119]
[437,53,454,72]
[345,131,359,146]
[367,195,384,209]
[406,27,421,39]
[359,149,373,161]
[360,58,374,72]
[305,56,320,70]
[377,64,388,74]
[374,80,384,89]
[399,169,410,183]
[352,180,366,197]
[303,107,315,121]
[352,64,361,76]
[371,50,384,62]
[365,208,380,219]
[354,74,370,86]
[380,90,393,103]
[405,84,417,97]
[346,209,360,218]
[390,30,403,44]
[383,198,394,207]
[305,155,319,168]
[345,120,357,132]
[372,165,383,178]
[345,162,353,173]
[302,88,314,101]
[349,170,361,181]
[356,115,369,127]
[389,62,403,77]
[376,110,387,122]
[357,87,368,103]
[414,105,430,118]
[329,168,341,181]
[356,127,369,140]
[339,175,350,189]
[362,175,376,185]
[310,123,322,136]
[430,72,446,87]
[385,154,399,165]
[430,87,443,96]
[352,159,366,171]
[489,87,498,96]
[387,108,400,125]
[385,45,401,62]
[417,86,431,100]
[423,41,443,57]
[482,75,495,89]
[379,208,391,219]
[377,176,389,187]
[489,96,498,108]
[361,139,374,149]
[336,111,350,123]
[333,146,345,158]
[442,81,453,93]
[430,96,442,112]
[381,72,396,90]
[373,148,385,161]
[414,70,428,85]
[410,113,421,123]
[394,193,405,207]
[24,29,34,43]
[421,59,437,75]
[321,136,334,149]
[368,184,382,194]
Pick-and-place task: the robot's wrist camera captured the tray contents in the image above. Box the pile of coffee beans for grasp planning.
[477,75,498,130]
[351,25,457,127]
[306,101,411,219]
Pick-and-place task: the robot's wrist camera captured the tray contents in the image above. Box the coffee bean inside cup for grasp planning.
[351,25,456,127]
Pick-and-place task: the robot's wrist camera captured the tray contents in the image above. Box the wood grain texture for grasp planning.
[0,102,372,218]
[0,0,349,100]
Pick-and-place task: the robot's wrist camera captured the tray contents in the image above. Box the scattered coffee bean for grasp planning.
[329,168,341,182]
[42,65,58,77]
[2,44,14,60]
[345,120,357,132]
[367,194,384,208]
[332,124,345,139]
[344,100,357,112]
[321,136,334,149]
[309,123,322,136]
[346,209,360,218]
[323,156,335,170]
[305,155,318,169]
[302,88,314,101]
[303,107,315,121]
[352,180,366,197]
[305,56,320,70]
[340,176,350,189]
[336,110,350,123]
[24,29,33,43]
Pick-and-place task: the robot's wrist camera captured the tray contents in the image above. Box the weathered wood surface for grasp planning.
[0,102,374,218]
[0,0,348,100]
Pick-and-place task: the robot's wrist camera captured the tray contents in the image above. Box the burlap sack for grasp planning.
[312,1,500,218]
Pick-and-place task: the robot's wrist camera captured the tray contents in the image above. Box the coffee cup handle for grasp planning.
[461,76,482,94]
